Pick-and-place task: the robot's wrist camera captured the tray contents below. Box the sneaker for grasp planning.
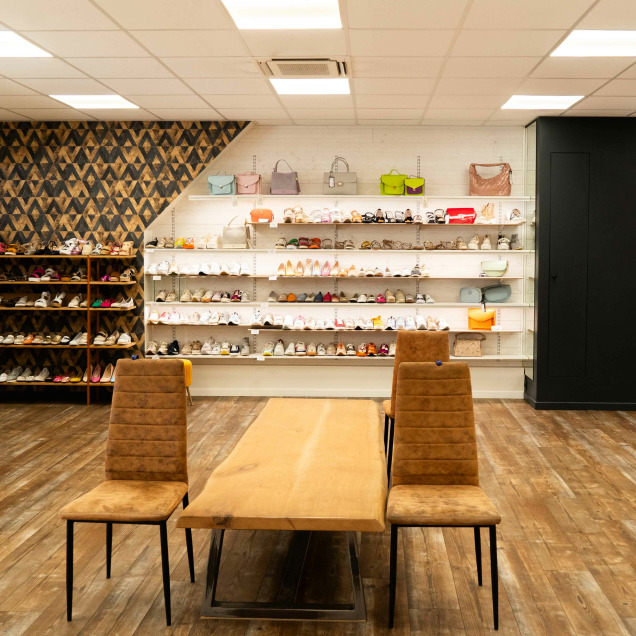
[324,318,335,330]
[396,316,406,330]
[228,312,241,325]
[240,337,250,356]
[426,316,438,331]
[326,343,336,356]
[273,314,283,327]
[388,342,396,356]
[306,343,317,356]
[168,262,179,276]
[346,343,356,356]
[405,316,416,331]
[335,318,345,330]
[415,315,427,330]
[285,342,295,356]
[317,343,327,356]
[415,293,425,304]
[220,341,231,355]
[293,315,305,330]
[180,289,192,302]
[344,318,355,330]
[497,236,510,250]
[386,316,396,331]
[283,315,294,330]
[378,343,389,357]
[367,343,377,356]
[354,318,364,330]
[510,233,522,250]
[295,341,306,356]
[228,263,240,276]
[157,261,170,275]
[211,342,221,355]
[239,263,251,276]
[436,317,450,331]
[304,317,316,330]
[201,338,214,355]
[424,293,435,304]
[230,344,240,355]
[468,235,480,250]
[372,316,384,330]
[148,309,160,324]
[356,343,367,357]
[336,342,346,356]
[157,341,169,355]
[274,339,285,356]
[481,236,492,250]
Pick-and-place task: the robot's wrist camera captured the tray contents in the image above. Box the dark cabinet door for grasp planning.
[547,152,589,378]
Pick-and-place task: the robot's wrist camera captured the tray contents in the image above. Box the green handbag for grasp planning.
[404,176,425,196]
[380,169,407,195]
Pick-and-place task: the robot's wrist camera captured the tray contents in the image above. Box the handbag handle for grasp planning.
[211,170,228,175]
[387,168,402,175]
[329,156,350,173]
[470,163,509,168]
[273,159,295,173]
[225,215,246,227]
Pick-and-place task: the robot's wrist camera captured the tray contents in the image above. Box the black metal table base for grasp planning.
[202,529,366,622]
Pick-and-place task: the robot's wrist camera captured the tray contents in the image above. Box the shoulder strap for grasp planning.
[273,159,294,173]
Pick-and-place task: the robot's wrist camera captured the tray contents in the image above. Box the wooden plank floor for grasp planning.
[0,398,635,635]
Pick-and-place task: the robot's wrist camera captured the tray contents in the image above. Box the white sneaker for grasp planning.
[211,342,221,355]
[293,315,305,330]
[421,264,431,277]
[148,309,160,324]
[218,312,229,325]
[201,338,214,355]
[354,318,364,330]
[157,261,170,275]
[497,236,510,250]
[283,315,294,330]
[117,333,132,345]
[467,235,479,250]
[209,262,221,275]
[481,236,492,250]
[305,317,316,330]
[240,337,250,356]
[169,310,180,325]
[405,316,416,331]
[262,341,275,356]
[274,339,285,356]
[344,318,354,330]
[263,313,274,326]
[220,263,231,275]
[220,341,231,355]
[239,263,251,276]
[68,294,82,308]
[251,310,262,326]
[396,316,406,330]
[168,262,179,275]
[229,312,241,325]
[146,263,159,275]
[229,263,240,276]
[415,315,427,330]
[0,371,7,383]
[197,263,211,276]
[388,342,396,356]
[285,342,295,356]
[241,290,251,302]
[437,317,450,331]
[273,314,283,327]
[324,318,335,330]
[424,294,435,304]
[364,318,374,330]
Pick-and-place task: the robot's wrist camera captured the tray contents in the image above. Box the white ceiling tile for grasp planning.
[9,107,92,120]
[515,78,606,94]
[17,78,112,94]
[145,108,219,120]
[357,108,424,119]
[483,120,530,126]
[443,57,540,78]
[22,31,149,57]
[240,30,347,57]
[617,64,636,79]
[435,78,521,95]
[185,78,273,94]
[0,95,68,108]
[571,95,636,109]
[347,0,468,29]
[69,57,174,79]
[350,30,454,57]
[0,108,29,121]
[452,30,565,56]
[489,109,563,120]
[0,79,38,96]
[357,119,420,125]
[287,108,355,119]
[254,119,294,126]
[292,119,357,125]
[352,57,444,78]
[217,108,288,120]
[564,109,634,116]
[578,0,636,28]
[101,78,193,96]
[94,0,234,29]
[424,108,494,120]
[532,57,634,79]
[423,119,487,126]
[594,79,636,96]
[464,0,594,29]
[130,30,247,57]
[126,95,210,108]
[355,94,429,108]
[0,0,117,29]
[353,78,436,94]
[0,58,87,79]
[161,57,260,79]
[278,95,353,109]
[78,108,157,120]
[202,94,282,109]
[428,95,508,109]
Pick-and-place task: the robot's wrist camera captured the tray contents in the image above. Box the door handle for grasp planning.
[551,274,557,280]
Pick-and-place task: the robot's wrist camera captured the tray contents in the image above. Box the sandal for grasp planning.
[120,240,134,255]
[424,240,435,250]
[384,211,395,223]
[343,239,355,250]
[351,211,362,223]
[395,210,405,223]
[404,209,413,223]
[120,267,135,282]
[283,208,294,223]
[360,241,372,250]
[425,210,436,224]
[391,241,403,250]
[275,237,286,249]
[382,239,393,250]
[110,244,121,255]
[286,238,299,249]
[413,214,423,223]
[298,237,310,249]
[370,240,382,250]
[109,270,121,282]
[375,209,384,223]
[309,238,321,249]
[435,209,447,224]
[362,212,376,223]
[100,241,113,255]
[322,238,333,249]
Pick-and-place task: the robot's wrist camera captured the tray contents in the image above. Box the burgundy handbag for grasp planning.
[469,163,512,196]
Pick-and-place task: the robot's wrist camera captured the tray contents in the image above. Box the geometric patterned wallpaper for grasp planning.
[0,120,249,375]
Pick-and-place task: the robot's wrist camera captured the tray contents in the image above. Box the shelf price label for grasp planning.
[269,275,277,281]
[152,275,161,281]
[251,329,260,335]
[270,222,278,228]
[256,355,265,361]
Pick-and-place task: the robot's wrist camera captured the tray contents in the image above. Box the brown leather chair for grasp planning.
[383,331,450,477]
[387,361,501,630]
[60,359,194,626]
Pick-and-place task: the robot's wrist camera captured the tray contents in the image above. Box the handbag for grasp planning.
[447,207,476,224]
[404,176,425,196]
[250,208,273,223]
[323,156,357,195]
[222,216,250,249]
[270,159,300,195]
[380,169,407,195]
[468,308,496,331]
[460,287,482,303]
[469,163,512,196]
[235,171,261,195]
[481,260,508,277]
[207,171,236,196]
[453,333,485,357]
[482,284,511,303]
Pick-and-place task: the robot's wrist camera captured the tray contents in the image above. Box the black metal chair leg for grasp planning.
[388,525,398,629]
[106,522,113,579]
[384,414,389,454]
[474,526,482,586]
[183,494,195,583]
[386,417,395,481]
[66,520,74,621]
[489,525,498,630]
[159,521,171,626]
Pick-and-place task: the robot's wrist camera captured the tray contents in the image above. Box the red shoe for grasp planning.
[323,292,332,302]
[100,298,113,308]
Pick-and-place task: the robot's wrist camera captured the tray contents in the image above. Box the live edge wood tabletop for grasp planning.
[177,398,387,533]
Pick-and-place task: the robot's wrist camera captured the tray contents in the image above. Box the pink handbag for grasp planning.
[235,172,261,195]
[469,163,512,196]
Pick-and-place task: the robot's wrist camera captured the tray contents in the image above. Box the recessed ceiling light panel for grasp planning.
[501,95,583,109]
[221,0,341,29]
[49,95,139,109]
[552,30,636,56]
[0,31,51,57]
[270,78,350,95]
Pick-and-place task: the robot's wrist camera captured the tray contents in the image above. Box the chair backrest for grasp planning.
[105,359,188,483]
[390,331,450,410]
[392,361,478,487]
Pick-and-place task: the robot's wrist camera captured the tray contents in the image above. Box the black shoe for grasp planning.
[167,339,180,355]
[145,237,158,248]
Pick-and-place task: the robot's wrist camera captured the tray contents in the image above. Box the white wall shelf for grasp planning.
[189,194,533,202]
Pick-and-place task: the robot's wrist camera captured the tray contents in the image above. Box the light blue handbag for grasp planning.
[208,172,236,196]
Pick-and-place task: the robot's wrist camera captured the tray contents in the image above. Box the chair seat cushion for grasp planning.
[387,484,501,526]
[382,399,394,419]
[59,480,188,522]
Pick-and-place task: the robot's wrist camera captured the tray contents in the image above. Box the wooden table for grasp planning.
[177,398,387,621]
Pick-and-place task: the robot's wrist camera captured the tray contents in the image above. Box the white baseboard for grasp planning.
[190,388,524,399]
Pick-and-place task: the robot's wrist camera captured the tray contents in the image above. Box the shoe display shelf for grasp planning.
[145,194,535,368]
[0,254,138,403]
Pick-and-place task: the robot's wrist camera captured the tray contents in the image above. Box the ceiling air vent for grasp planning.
[259,58,346,79]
